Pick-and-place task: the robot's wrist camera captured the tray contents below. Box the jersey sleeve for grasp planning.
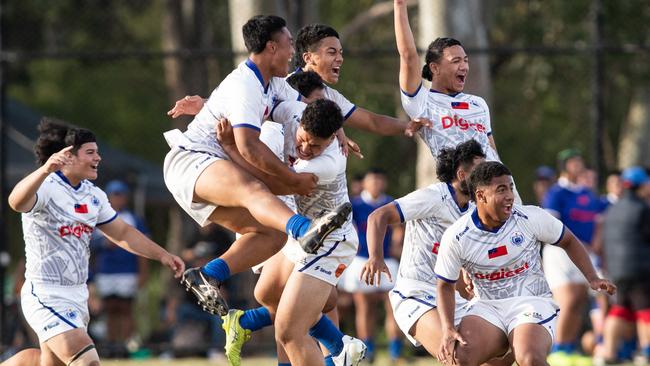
[292,143,342,184]
[29,177,55,213]
[434,225,464,283]
[259,122,285,160]
[476,96,493,136]
[393,185,440,223]
[325,86,356,120]
[216,80,264,131]
[96,190,118,226]
[525,206,565,245]
[399,82,427,119]
[275,77,301,102]
[269,101,306,125]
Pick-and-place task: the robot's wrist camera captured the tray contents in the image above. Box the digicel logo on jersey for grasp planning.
[441,115,486,133]
[58,223,93,238]
[474,262,529,281]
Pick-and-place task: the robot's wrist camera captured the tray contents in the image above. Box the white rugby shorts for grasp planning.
[338,256,399,294]
[21,282,90,343]
[463,295,559,341]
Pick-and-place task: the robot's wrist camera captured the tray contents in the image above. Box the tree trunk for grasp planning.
[618,86,650,168]
[415,0,491,188]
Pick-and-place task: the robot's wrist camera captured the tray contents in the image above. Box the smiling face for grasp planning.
[430,45,469,94]
[269,27,295,77]
[64,142,101,182]
[475,174,515,224]
[303,36,343,84]
[294,126,334,160]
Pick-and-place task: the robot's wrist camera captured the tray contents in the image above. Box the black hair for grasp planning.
[436,139,485,183]
[242,15,287,54]
[286,71,325,98]
[34,117,96,165]
[365,167,387,177]
[421,37,463,81]
[468,161,512,201]
[293,24,340,69]
[300,99,343,138]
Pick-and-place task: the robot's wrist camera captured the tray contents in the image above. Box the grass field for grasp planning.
[102,356,637,366]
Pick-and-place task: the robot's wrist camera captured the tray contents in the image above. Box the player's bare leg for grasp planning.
[509,323,553,366]
[454,315,510,366]
[275,273,334,365]
[411,309,444,356]
[40,329,98,366]
[552,283,588,349]
[0,348,41,366]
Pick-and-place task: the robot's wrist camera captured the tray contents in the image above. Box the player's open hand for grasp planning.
[43,145,73,173]
[360,256,392,286]
[167,95,204,118]
[215,118,236,147]
[589,277,616,295]
[347,138,364,159]
[161,253,185,278]
[437,328,466,365]
[404,117,432,137]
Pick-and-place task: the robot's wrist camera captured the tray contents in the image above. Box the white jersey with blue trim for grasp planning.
[394,182,474,285]
[22,172,117,286]
[287,69,357,120]
[271,100,353,240]
[434,204,565,300]
[259,121,296,210]
[183,59,300,159]
[400,85,498,162]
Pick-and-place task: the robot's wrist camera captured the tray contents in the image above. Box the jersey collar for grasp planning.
[471,208,504,233]
[55,170,81,191]
[245,58,270,93]
[446,183,469,213]
[429,88,461,98]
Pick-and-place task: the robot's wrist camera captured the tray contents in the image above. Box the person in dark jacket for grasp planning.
[601,166,650,364]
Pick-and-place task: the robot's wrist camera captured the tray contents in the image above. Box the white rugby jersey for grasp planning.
[22,171,117,286]
[288,69,357,120]
[271,100,353,241]
[401,84,498,162]
[182,59,300,158]
[259,121,296,210]
[434,204,565,300]
[394,182,474,285]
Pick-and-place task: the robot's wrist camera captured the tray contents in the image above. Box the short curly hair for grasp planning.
[300,99,343,139]
[292,24,340,69]
[242,15,287,54]
[422,37,463,81]
[34,117,96,165]
[436,139,485,183]
[286,71,325,98]
[468,161,512,201]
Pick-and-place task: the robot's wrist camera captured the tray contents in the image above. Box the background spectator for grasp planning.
[601,167,650,365]
[339,168,404,363]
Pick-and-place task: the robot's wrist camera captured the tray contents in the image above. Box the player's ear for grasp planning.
[303,51,312,66]
[267,40,277,53]
[429,62,439,77]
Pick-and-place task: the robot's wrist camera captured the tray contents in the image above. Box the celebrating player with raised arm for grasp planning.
[434,161,616,366]
[6,119,184,366]
[162,15,351,316]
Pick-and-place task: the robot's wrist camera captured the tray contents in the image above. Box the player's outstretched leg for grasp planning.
[297,202,352,254]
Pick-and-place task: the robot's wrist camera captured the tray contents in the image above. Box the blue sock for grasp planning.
[285,214,311,239]
[201,258,230,282]
[278,363,291,366]
[551,342,575,353]
[389,338,403,359]
[618,339,637,360]
[643,345,650,358]
[364,338,375,356]
[308,316,344,356]
[324,355,335,366]
[238,307,272,331]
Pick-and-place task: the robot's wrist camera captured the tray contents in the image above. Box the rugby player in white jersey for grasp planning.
[434,161,616,366]
[162,15,351,316]
[217,98,366,365]
[360,140,484,355]
[6,119,184,366]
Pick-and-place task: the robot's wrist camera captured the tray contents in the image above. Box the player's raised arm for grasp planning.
[360,202,402,286]
[394,0,422,95]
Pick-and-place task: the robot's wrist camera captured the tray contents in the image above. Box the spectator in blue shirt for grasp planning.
[91,180,149,355]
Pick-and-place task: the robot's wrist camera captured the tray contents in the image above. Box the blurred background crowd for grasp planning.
[2,0,650,364]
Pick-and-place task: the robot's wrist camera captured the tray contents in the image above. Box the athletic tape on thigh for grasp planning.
[67,344,98,366]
